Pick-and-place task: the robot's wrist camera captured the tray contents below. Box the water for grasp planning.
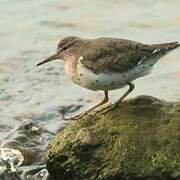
[0,0,180,179]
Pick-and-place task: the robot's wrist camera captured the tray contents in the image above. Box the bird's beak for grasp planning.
[36,53,59,66]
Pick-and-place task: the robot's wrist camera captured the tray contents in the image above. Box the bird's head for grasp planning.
[37,36,82,66]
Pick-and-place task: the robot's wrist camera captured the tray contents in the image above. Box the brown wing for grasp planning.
[80,38,179,74]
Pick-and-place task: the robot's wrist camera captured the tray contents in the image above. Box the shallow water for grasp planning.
[0,0,180,179]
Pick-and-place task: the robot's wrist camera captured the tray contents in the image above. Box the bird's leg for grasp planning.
[101,82,135,113]
[114,82,135,104]
[64,91,109,121]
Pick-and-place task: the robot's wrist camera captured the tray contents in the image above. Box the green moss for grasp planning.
[46,96,180,180]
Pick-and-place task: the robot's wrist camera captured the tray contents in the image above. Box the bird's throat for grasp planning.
[64,55,78,77]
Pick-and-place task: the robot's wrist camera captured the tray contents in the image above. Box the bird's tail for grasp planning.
[151,41,180,53]
[142,41,179,68]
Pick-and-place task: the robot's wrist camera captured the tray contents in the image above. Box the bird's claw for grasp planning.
[97,103,117,114]
[63,112,87,121]
[95,103,111,112]
[63,102,118,121]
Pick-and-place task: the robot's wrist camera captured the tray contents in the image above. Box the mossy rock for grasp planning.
[46,96,180,180]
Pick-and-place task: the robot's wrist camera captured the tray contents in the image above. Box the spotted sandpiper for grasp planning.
[37,36,179,120]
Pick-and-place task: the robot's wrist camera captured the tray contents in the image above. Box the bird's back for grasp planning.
[80,38,179,74]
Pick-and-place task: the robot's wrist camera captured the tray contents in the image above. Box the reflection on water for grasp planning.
[0,0,180,179]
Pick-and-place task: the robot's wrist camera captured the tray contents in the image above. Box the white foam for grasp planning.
[0,148,24,172]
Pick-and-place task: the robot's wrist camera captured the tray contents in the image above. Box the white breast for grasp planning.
[65,56,152,91]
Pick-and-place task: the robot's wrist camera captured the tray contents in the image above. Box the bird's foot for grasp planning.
[63,111,89,121]
[97,102,118,114]
[95,103,111,113]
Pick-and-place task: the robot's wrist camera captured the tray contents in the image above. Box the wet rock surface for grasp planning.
[0,120,53,180]
[46,96,180,180]
[0,103,82,179]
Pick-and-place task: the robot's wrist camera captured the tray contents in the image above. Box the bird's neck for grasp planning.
[64,55,78,76]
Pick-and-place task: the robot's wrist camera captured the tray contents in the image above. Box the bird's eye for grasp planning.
[63,46,68,51]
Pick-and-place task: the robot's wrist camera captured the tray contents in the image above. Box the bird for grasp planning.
[37,36,179,120]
